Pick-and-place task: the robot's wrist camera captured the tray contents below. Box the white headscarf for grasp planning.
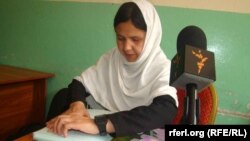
[75,0,178,112]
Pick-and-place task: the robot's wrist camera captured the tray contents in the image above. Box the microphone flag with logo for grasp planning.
[170,25,216,125]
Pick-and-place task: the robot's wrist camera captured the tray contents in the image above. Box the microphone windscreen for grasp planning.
[177,25,207,53]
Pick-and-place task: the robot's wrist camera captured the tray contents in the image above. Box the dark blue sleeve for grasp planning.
[107,95,177,137]
[69,79,90,103]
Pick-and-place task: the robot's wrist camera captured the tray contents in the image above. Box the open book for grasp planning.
[33,109,113,141]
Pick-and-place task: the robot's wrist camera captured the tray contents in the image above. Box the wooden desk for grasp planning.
[0,65,54,141]
[14,133,34,141]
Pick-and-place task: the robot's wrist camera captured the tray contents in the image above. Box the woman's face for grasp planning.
[115,20,146,62]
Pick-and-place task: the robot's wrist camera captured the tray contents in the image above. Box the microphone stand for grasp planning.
[182,83,200,125]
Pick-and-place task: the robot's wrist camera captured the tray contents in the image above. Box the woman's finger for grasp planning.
[57,116,73,136]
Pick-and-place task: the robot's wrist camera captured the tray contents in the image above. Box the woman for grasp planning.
[47,0,178,137]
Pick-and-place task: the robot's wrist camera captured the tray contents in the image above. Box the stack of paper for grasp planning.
[33,109,113,141]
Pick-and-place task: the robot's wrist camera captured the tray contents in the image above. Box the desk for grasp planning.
[14,133,34,141]
[0,65,54,141]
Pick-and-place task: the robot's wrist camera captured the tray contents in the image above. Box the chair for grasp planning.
[173,84,218,124]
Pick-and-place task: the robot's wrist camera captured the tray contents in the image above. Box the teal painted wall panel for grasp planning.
[0,0,118,117]
[1,1,249,124]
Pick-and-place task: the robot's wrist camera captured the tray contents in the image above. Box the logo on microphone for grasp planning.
[192,50,208,74]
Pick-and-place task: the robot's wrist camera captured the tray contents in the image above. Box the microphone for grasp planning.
[170,25,216,125]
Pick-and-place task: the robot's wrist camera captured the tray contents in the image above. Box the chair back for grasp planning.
[173,85,218,124]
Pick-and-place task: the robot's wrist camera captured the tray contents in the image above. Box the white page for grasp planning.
[33,109,113,141]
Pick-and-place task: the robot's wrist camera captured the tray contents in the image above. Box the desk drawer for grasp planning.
[0,81,34,140]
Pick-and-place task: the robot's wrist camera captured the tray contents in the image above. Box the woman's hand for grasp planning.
[66,101,90,117]
[47,114,99,137]
[46,101,99,137]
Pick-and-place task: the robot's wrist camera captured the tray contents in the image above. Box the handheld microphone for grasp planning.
[170,25,216,125]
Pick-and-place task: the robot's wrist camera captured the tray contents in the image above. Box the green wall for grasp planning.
[1,0,249,124]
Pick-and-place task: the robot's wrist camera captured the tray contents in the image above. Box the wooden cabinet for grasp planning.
[0,65,54,141]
